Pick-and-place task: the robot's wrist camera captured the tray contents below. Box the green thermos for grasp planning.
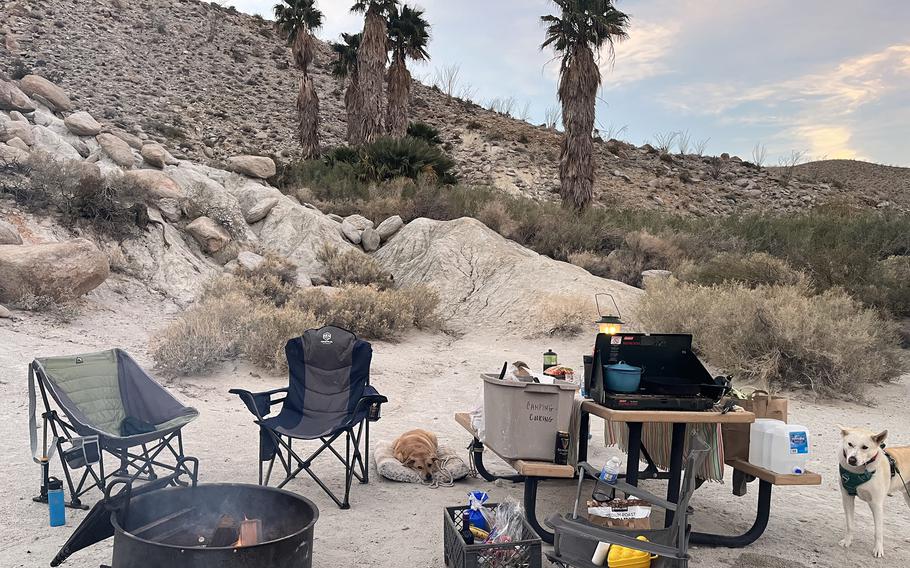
[543,349,558,371]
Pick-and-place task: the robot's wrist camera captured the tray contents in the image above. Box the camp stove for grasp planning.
[587,333,730,410]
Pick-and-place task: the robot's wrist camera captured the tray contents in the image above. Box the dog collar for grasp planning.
[840,465,875,496]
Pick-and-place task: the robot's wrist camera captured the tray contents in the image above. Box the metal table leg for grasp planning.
[625,422,643,486]
[523,477,554,544]
[578,409,591,464]
[664,422,687,527]
[690,480,773,547]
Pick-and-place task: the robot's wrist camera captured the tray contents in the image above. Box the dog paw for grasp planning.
[839,538,852,548]
[872,545,884,558]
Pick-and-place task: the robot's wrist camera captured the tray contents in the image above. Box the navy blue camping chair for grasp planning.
[230,326,386,509]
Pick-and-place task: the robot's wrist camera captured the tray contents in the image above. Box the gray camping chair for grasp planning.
[546,433,710,568]
[29,349,199,509]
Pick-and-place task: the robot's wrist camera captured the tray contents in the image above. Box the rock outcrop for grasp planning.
[19,75,72,112]
[227,155,276,179]
[0,80,34,113]
[97,132,135,168]
[64,111,103,136]
[0,239,110,303]
[0,219,22,245]
[186,217,231,253]
[374,217,642,328]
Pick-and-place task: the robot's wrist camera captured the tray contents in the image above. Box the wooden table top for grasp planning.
[581,400,756,424]
[454,412,575,478]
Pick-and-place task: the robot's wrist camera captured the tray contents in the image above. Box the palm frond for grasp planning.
[274,0,324,45]
[387,4,431,62]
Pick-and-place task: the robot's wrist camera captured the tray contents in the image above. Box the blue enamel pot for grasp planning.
[604,361,642,393]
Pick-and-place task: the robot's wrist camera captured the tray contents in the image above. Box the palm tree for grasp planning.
[331,32,363,144]
[274,0,324,159]
[541,0,629,209]
[350,0,399,144]
[385,5,430,138]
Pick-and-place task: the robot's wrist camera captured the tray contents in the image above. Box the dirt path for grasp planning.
[1,287,908,567]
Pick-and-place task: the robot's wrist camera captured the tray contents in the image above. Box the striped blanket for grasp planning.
[604,421,726,482]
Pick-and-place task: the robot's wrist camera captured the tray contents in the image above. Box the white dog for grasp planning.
[838,426,910,558]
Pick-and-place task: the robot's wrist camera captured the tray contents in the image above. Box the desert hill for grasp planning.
[2,0,907,214]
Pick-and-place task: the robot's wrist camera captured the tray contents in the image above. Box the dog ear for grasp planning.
[836,424,850,437]
[873,430,888,446]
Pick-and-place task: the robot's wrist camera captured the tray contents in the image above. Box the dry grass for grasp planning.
[600,231,687,286]
[638,279,904,395]
[316,243,393,289]
[152,267,440,374]
[537,295,593,337]
[680,252,807,288]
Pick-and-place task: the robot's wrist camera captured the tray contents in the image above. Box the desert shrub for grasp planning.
[475,201,515,236]
[600,231,687,286]
[361,137,456,183]
[316,243,393,289]
[277,159,368,202]
[407,122,442,145]
[23,153,143,239]
[638,279,903,395]
[537,295,593,336]
[567,251,611,278]
[152,275,440,374]
[681,252,806,288]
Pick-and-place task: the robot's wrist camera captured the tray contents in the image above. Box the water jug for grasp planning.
[748,419,779,468]
[766,423,811,475]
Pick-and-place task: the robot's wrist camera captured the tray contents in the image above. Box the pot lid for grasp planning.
[607,361,641,372]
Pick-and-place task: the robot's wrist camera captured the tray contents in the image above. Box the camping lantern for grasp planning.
[595,293,624,335]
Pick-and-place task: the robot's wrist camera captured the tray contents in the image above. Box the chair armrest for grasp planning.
[229,387,288,420]
[578,462,678,512]
[354,385,388,414]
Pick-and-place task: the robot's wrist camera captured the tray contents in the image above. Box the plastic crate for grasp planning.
[443,504,542,568]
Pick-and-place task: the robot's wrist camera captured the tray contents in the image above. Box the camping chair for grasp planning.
[28,349,199,509]
[230,325,387,509]
[546,433,710,568]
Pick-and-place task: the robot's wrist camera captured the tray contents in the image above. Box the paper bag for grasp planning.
[587,499,651,530]
[722,390,789,462]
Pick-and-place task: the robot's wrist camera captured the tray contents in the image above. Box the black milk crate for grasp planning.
[443,504,542,568]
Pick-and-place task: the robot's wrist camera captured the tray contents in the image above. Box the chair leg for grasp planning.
[363,419,370,484]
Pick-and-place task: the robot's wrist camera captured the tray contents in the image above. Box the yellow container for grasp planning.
[608,536,656,568]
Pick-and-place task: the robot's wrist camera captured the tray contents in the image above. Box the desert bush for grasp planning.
[316,243,393,289]
[567,251,611,278]
[681,252,806,288]
[537,295,592,336]
[361,137,456,183]
[406,122,442,145]
[600,231,687,286]
[475,201,515,236]
[638,279,903,395]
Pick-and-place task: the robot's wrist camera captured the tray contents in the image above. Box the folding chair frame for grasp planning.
[32,368,198,510]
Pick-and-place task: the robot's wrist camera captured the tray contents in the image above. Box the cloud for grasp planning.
[601,20,679,88]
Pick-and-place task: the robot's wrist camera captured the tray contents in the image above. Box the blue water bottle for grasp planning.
[48,477,65,527]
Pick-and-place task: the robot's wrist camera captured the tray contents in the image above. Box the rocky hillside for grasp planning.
[1,0,906,215]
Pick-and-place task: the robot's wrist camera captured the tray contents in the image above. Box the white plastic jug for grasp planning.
[748,419,780,468]
[765,423,811,475]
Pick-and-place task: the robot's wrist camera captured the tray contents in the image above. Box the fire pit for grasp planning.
[53,481,318,568]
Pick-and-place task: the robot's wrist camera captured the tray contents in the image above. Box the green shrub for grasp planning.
[316,243,393,289]
[637,279,904,395]
[681,252,806,288]
[361,137,456,183]
[407,122,443,145]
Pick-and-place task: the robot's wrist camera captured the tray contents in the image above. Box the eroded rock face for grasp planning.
[0,80,35,113]
[123,169,183,200]
[227,155,276,179]
[20,75,73,112]
[0,239,110,303]
[373,217,642,329]
[243,197,279,224]
[64,111,103,136]
[0,120,34,145]
[0,142,29,164]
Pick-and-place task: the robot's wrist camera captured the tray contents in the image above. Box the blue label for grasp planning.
[789,431,809,454]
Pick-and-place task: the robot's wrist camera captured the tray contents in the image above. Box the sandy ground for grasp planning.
[2,280,910,568]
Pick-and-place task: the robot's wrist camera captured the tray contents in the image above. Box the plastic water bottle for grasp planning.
[48,477,65,527]
[599,456,622,484]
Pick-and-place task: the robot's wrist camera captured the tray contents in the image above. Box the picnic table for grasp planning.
[456,399,821,547]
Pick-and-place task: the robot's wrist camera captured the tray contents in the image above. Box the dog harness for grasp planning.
[840,450,899,496]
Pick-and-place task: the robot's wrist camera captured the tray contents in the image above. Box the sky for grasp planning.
[225,0,910,166]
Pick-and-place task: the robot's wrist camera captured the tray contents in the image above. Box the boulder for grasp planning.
[227,155,276,179]
[123,169,183,200]
[375,215,404,241]
[31,125,83,161]
[0,120,33,145]
[0,219,22,245]
[140,143,168,168]
[0,142,29,164]
[19,75,72,112]
[9,111,28,122]
[373,218,642,329]
[327,213,343,223]
[0,239,110,303]
[64,111,102,136]
[237,250,266,272]
[243,197,279,224]
[186,216,231,253]
[0,79,35,113]
[97,133,135,168]
[340,219,363,244]
[361,228,380,252]
[0,304,10,318]
[5,137,29,152]
[110,129,144,150]
[167,164,256,243]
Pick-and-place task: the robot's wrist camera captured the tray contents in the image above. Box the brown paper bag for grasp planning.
[587,499,651,530]
[722,390,789,461]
